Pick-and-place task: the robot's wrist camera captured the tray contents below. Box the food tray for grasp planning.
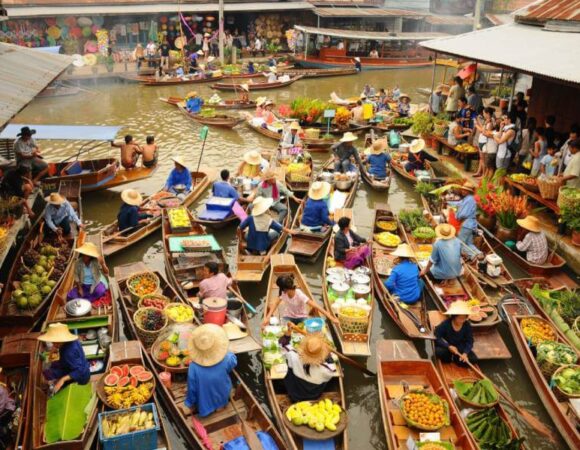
[96,365,155,409]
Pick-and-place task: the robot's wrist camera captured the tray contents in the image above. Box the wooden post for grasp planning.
[429,51,437,115]
[219,0,224,65]
[304,33,308,60]
[508,72,517,112]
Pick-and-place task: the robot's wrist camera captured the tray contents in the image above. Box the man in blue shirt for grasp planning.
[212,169,239,200]
[44,192,83,238]
[385,244,423,304]
[448,183,482,260]
[300,182,334,231]
[186,91,203,114]
[164,156,192,197]
[420,224,462,285]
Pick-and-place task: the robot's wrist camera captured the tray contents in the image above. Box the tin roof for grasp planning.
[295,25,447,41]
[314,7,425,17]
[0,43,72,129]
[516,0,580,23]
[425,14,474,25]
[420,22,580,85]
[485,13,514,25]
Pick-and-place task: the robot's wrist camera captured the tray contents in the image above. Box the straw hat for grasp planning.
[369,139,388,154]
[45,192,66,205]
[256,96,267,106]
[354,57,361,62]
[409,138,425,154]
[196,50,204,55]
[308,181,331,201]
[207,56,216,63]
[445,301,472,316]
[459,182,475,193]
[297,333,330,365]
[252,196,274,217]
[264,100,275,107]
[517,215,541,233]
[186,91,198,98]
[435,223,456,240]
[121,188,143,206]
[289,121,301,131]
[188,324,229,367]
[38,323,78,343]
[399,93,411,101]
[240,83,249,92]
[261,169,277,182]
[171,155,188,168]
[339,132,358,143]
[17,126,36,137]
[269,66,277,73]
[243,150,262,165]
[222,322,248,340]
[391,243,416,258]
[75,242,100,259]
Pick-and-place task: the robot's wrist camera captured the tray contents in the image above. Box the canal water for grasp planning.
[15,68,567,449]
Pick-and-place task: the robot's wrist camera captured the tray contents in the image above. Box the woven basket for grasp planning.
[521,180,539,193]
[537,177,563,200]
[574,316,580,339]
[400,390,450,431]
[304,128,320,139]
[138,294,172,310]
[433,122,448,137]
[127,272,160,304]
[164,302,195,324]
[551,364,580,401]
[133,307,168,348]
[539,358,566,381]
[455,377,499,408]
[337,307,369,335]
[557,186,580,210]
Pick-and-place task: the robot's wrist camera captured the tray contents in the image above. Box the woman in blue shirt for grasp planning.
[164,156,192,196]
[185,91,204,114]
[365,139,391,180]
[300,181,334,231]
[385,244,422,304]
[182,324,237,418]
[39,323,91,393]
[67,242,109,303]
[434,301,477,367]
[448,183,482,260]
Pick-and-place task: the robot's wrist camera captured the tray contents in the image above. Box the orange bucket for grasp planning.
[202,297,227,325]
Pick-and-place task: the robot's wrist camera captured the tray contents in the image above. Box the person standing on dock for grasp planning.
[13,126,48,182]
[447,183,482,261]
[560,138,580,189]
[332,132,361,173]
[353,57,362,72]
[445,76,465,118]
[0,165,35,218]
[159,39,170,70]
[434,301,477,366]
[146,40,157,67]
[420,224,462,286]
[44,192,83,239]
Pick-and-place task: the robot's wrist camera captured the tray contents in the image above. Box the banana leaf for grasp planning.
[45,382,96,444]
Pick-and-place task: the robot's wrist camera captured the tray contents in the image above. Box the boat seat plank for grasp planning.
[198,398,246,428]
[288,239,324,256]
[229,336,261,354]
[385,385,425,399]
[341,341,371,357]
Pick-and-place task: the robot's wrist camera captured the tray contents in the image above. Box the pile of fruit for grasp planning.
[466,408,521,448]
[552,365,580,396]
[12,242,69,310]
[417,443,454,450]
[165,304,194,323]
[521,317,556,346]
[137,308,166,331]
[455,143,477,153]
[374,232,401,247]
[168,207,192,231]
[412,226,436,242]
[103,365,154,409]
[509,173,528,183]
[128,273,159,299]
[199,108,217,118]
[207,93,223,105]
[337,306,369,319]
[155,330,193,369]
[466,299,497,323]
[415,244,432,261]
[100,407,156,438]
[401,391,449,430]
[376,220,398,232]
[453,379,498,406]
[393,117,414,126]
[285,399,343,432]
[140,295,169,310]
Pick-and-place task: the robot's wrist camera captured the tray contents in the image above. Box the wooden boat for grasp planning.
[370,207,434,339]
[113,262,286,450]
[37,85,81,98]
[263,254,348,449]
[234,197,291,282]
[278,67,358,78]
[376,339,477,450]
[390,155,437,185]
[141,75,224,86]
[0,332,38,450]
[358,158,391,192]
[288,158,358,262]
[280,157,314,196]
[160,98,244,128]
[211,75,303,91]
[160,208,260,354]
[0,180,81,338]
[321,209,374,356]
[160,96,256,110]
[223,72,264,79]
[101,171,211,257]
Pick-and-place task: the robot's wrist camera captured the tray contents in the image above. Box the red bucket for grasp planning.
[202,297,227,325]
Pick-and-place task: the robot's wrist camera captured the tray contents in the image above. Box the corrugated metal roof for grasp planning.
[420,23,580,85]
[314,7,425,17]
[295,25,447,41]
[0,43,72,129]
[516,0,580,23]
[485,13,514,25]
[425,14,473,25]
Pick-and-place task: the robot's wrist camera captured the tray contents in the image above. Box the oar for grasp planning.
[229,391,264,450]
[464,360,558,442]
[228,287,257,315]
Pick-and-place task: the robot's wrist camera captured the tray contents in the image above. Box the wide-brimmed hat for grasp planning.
[17,126,36,137]
[75,242,100,259]
[256,96,267,106]
[369,139,388,154]
[252,196,274,217]
[171,155,188,168]
[354,57,361,62]
[435,223,456,240]
[38,323,78,343]
[186,91,198,98]
[308,181,331,200]
[222,322,248,340]
[45,192,66,205]
[261,169,277,182]
[409,138,425,154]
[340,132,358,143]
[289,121,301,131]
[399,93,411,101]
[297,333,330,365]
[269,66,277,73]
[263,100,275,107]
[196,49,204,55]
[207,56,216,63]
[517,215,541,233]
[121,188,143,206]
[243,150,262,165]
[459,182,475,193]
[240,83,249,92]
[445,301,472,316]
[391,243,416,258]
[188,324,229,367]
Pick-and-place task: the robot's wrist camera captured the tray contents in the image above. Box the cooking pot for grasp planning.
[351,273,370,286]
[331,282,350,297]
[327,273,346,285]
[319,172,334,183]
[352,284,371,299]
[335,179,353,191]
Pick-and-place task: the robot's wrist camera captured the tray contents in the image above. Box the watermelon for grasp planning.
[121,364,130,377]
[110,366,123,377]
[117,376,130,387]
[129,365,145,377]
[104,373,119,387]
[157,351,170,361]
[130,376,139,387]
[136,370,153,382]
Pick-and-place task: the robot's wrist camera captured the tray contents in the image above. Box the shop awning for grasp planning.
[420,23,580,85]
[294,25,448,41]
[0,43,73,130]
[313,7,425,18]
[0,125,123,141]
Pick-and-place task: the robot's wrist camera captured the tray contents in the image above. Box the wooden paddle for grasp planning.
[229,391,264,450]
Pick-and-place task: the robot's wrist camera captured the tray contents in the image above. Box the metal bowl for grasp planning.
[319,172,334,183]
[65,299,92,317]
[336,179,353,191]
[173,184,186,193]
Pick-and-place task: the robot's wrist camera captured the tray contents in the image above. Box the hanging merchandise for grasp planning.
[46,26,61,40]
[77,17,93,27]
[47,36,56,46]
[64,16,77,27]
[69,27,82,39]
[72,54,85,67]
[56,17,66,27]
[83,53,97,66]
[160,16,168,24]
[84,40,98,53]
[149,21,158,42]
[96,29,109,55]
[81,26,92,38]
[45,18,57,27]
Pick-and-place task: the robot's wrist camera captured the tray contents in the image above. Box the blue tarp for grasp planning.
[0,124,123,141]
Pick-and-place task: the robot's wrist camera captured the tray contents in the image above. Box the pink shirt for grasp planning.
[199,273,232,299]
[281,288,310,319]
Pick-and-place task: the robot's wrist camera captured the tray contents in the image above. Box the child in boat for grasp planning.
[67,242,109,304]
[385,244,423,304]
[141,135,158,168]
[434,301,477,367]
[261,275,338,328]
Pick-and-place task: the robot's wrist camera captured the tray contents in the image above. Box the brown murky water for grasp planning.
[15,68,567,449]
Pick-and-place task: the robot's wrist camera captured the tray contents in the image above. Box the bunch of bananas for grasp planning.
[101,407,155,438]
[104,382,154,409]
[374,232,401,247]
[286,399,343,432]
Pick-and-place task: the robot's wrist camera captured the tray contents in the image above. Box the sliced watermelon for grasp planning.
[129,365,145,377]
[110,366,123,377]
[130,376,139,387]
[117,376,130,387]
[136,370,153,382]
[121,364,130,377]
[104,373,119,387]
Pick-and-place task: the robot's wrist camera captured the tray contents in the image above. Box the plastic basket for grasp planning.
[127,272,160,304]
[99,403,159,450]
[133,307,168,348]
[337,307,369,335]
[537,177,562,200]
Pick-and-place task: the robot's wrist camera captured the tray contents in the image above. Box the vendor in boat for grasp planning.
[173,64,185,78]
[261,100,277,127]
[117,188,151,232]
[238,83,250,103]
[182,324,237,418]
[14,126,49,182]
[334,216,370,269]
[198,262,233,300]
[67,241,109,303]
[262,275,338,328]
[164,156,192,197]
[301,181,334,232]
[280,332,337,402]
[332,132,362,174]
[0,165,35,218]
[447,182,483,260]
[280,121,303,152]
[385,244,423,304]
[212,169,240,201]
[239,196,293,255]
[420,224,462,286]
[404,139,437,174]
[397,94,411,117]
[38,323,90,393]
[247,169,300,223]
[264,66,278,83]
[254,97,267,118]
[44,192,83,239]
[185,91,204,114]
[111,134,143,170]
[141,135,158,168]
[236,150,269,180]
[353,57,362,72]
[247,61,256,74]
[434,301,477,367]
[364,139,391,180]
[515,215,548,265]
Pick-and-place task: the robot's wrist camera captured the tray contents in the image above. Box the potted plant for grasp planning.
[411,111,434,144]
[105,55,115,73]
[561,206,580,246]
[489,192,528,242]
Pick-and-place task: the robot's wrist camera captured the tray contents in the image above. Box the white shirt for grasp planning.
[195,33,203,45]
[254,38,262,51]
[485,133,498,154]
[146,42,156,56]
[284,346,336,385]
[266,72,277,83]
[448,122,460,146]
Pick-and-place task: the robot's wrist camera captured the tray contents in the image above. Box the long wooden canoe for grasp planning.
[160,95,257,110]
[160,98,245,128]
[234,197,291,282]
[211,75,303,91]
[263,254,348,449]
[390,156,436,185]
[322,209,375,356]
[278,67,358,78]
[101,171,211,257]
[113,262,286,450]
[0,180,81,338]
[370,207,434,339]
[42,158,117,193]
[376,339,478,450]
[141,75,224,86]
[358,158,391,192]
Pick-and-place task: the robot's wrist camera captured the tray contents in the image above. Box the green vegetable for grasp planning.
[412,226,436,241]
[415,181,437,196]
[536,340,578,366]
[45,383,95,443]
[399,208,429,230]
[552,365,580,396]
